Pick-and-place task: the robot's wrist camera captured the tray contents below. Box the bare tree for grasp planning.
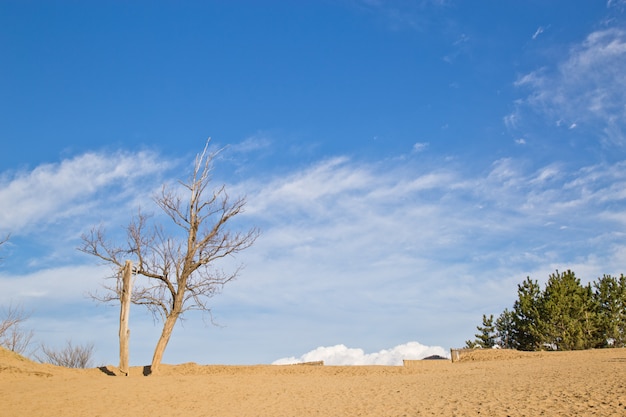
[79,142,259,375]
[0,304,34,355]
[36,340,95,368]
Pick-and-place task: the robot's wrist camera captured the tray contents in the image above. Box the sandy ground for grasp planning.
[1,347,625,416]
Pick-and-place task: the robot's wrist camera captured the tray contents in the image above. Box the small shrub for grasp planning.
[36,340,95,368]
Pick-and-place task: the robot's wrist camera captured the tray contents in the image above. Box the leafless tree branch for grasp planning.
[0,304,34,355]
[79,139,259,374]
[0,234,10,262]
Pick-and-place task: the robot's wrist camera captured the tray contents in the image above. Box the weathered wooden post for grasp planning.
[119,260,132,376]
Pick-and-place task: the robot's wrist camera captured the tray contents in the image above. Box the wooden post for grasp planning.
[119,260,132,376]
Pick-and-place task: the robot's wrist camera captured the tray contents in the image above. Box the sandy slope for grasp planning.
[1,347,625,416]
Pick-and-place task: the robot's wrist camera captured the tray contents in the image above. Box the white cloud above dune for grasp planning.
[272,341,448,365]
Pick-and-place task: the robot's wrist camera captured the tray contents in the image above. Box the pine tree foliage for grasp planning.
[476,314,496,348]
[542,270,593,350]
[465,314,497,348]
[593,274,626,347]
[468,270,626,351]
[512,277,544,351]
[495,308,515,349]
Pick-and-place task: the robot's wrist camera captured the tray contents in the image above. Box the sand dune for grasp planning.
[2,347,625,416]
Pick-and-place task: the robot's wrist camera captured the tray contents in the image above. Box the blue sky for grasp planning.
[1,0,626,366]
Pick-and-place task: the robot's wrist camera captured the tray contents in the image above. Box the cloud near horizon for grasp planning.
[272,341,448,365]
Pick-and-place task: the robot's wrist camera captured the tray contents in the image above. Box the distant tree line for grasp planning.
[466,270,626,351]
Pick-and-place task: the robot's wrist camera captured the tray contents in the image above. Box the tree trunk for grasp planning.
[149,312,179,375]
[118,260,132,376]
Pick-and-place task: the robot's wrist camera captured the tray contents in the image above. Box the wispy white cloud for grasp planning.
[503,112,519,130]
[219,154,626,357]
[0,150,170,235]
[532,26,545,40]
[239,155,626,277]
[412,142,429,152]
[443,33,471,64]
[0,264,110,306]
[242,156,373,219]
[353,0,449,31]
[607,0,626,8]
[453,33,469,45]
[230,135,273,154]
[508,28,626,145]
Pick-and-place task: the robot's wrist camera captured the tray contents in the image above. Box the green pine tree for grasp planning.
[542,270,593,350]
[593,274,626,347]
[475,314,497,348]
[512,277,545,351]
[495,308,515,349]
[466,314,497,348]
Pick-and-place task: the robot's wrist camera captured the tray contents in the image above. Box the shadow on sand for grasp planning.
[97,366,117,376]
